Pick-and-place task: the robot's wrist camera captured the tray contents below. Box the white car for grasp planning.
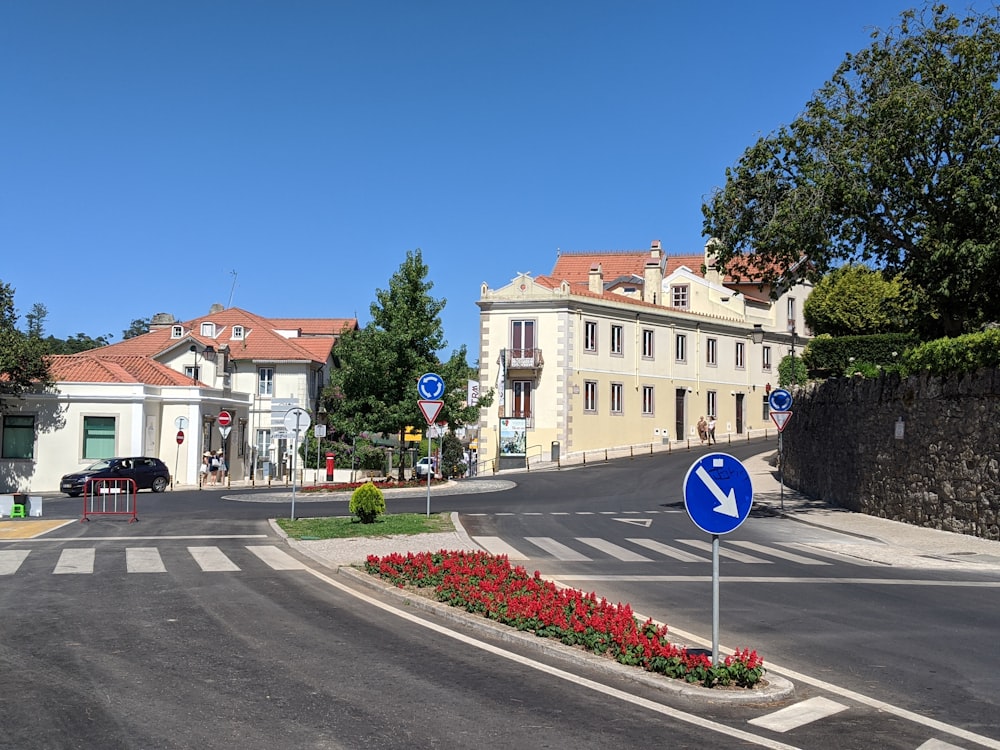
[414,457,437,477]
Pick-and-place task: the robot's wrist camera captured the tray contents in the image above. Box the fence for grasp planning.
[82,478,138,523]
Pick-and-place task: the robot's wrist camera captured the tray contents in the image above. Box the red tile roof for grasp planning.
[47,355,199,386]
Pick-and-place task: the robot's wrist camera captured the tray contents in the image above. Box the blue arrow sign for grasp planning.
[768,388,793,412]
[417,372,445,400]
[683,453,754,535]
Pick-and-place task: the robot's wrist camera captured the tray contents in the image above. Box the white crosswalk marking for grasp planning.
[779,542,884,566]
[126,547,166,573]
[54,548,95,574]
[626,539,710,563]
[731,540,831,565]
[525,537,591,561]
[471,536,529,560]
[0,550,30,575]
[916,739,968,749]
[749,696,848,732]
[188,546,241,572]
[576,538,652,562]
[246,545,306,570]
[676,538,773,564]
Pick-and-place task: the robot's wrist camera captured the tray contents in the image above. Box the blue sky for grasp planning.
[3,2,992,361]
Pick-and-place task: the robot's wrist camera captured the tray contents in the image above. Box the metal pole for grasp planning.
[290,414,301,521]
[778,431,785,511]
[425,433,432,517]
[712,534,720,666]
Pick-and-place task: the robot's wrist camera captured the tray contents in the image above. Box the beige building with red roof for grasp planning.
[0,305,356,493]
[477,240,811,468]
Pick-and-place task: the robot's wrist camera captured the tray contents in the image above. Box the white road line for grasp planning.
[547,575,1000,587]
[126,547,166,573]
[11,534,270,543]
[677,538,773,564]
[525,537,591,561]
[731,541,831,565]
[0,550,30,575]
[471,536,529,561]
[779,543,885,566]
[188,546,241,572]
[576,538,652,562]
[306,567,803,750]
[916,739,968,749]
[54,548,95,574]
[749,696,848,732]
[626,539,710,563]
[246,545,306,570]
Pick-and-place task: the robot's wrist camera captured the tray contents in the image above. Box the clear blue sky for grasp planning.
[3,2,992,361]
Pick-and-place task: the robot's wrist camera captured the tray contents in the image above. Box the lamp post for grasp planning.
[789,327,798,386]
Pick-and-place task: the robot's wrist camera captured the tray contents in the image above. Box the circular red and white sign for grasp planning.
[217,411,232,427]
[176,430,185,444]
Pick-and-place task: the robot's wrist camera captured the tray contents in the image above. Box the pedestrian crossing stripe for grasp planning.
[0,545,305,576]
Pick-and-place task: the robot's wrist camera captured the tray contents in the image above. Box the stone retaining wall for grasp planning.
[782,368,1000,540]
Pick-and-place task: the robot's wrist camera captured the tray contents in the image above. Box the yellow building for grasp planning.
[477,240,811,469]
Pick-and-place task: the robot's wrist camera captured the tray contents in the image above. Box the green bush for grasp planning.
[900,328,1000,376]
[349,481,386,524]
[803,333,918,376]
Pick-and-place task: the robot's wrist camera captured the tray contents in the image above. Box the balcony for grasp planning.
[504,348,544,374]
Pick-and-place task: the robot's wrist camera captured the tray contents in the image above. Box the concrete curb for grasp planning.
[335,564,795,705]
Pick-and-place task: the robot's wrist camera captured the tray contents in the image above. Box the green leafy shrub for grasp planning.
[900,328,1000,376]
[803,333,917,377]
[349,481,386,524]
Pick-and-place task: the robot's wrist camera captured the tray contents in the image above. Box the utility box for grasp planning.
[551,441,560,462]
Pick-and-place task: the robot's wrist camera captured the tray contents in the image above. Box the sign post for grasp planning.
[417,373,446,517]
[683,453,754,665]
[283,408,311,520]
[767,389,794,511]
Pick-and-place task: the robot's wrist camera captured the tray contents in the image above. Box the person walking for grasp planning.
[200,453,210,487]
[707,416,717,445]
[697,416,708,445]
[216,450,227,485]
[209,451,220,485]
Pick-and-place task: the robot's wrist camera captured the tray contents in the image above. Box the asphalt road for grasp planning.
[4,439,999,749]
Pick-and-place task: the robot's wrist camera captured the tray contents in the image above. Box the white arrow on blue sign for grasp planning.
[768,388,793,412]
[417,372,445,400]
[683,453,754,535]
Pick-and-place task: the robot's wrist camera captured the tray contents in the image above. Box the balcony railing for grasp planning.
[504,348,544,370]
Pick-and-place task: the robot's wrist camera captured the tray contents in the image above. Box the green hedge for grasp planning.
[900,328,1000,376]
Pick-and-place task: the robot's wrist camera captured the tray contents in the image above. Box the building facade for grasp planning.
[0,305,356,492]
[477,240,811,468]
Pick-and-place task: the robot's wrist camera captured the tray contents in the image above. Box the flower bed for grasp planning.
[365,549,764,688]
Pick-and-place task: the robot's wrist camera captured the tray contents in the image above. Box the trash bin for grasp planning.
[551,441,560,462]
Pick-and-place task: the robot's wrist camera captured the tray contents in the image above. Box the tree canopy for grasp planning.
[321,249,490,477]
[803,264,915,336]
[0,281,51,400]
[702,4,1000,338]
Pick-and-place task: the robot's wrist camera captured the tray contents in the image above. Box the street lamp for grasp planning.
[750,324,764,345]
[788,327,798,386]
[188,344,216,383]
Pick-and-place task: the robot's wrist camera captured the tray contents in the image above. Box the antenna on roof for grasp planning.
[227,270,238,308]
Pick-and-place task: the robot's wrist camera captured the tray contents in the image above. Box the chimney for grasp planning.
[149,312,176,330]
[643,257,662,305]
[650,239,662,258]
[704,238,722,286]
[588,263,604,294]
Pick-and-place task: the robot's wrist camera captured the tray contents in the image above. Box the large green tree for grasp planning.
[0,281,51,401]
[702,4,1000,338]
[321,249,490,478]
[804,265,915,336]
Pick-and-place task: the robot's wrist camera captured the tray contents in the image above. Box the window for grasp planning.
[256,429,272,463]
[184,365,200,381]
[642,386,654,415]
[584,320,597,352]
[642,329,654,359]
[762,345,772,371]
[787,298,797,332]
[610,325,623,356]
[258,367,274,396]
[675,334,687,363]
[512,381,532,419]
[232,325,244,340]
[736,341,746,369]
[200,322,215,337]
[1,415,35,459]
[171,325,183,338]
[511,320,535,356]
[610,383,623,414]
[83,416,116,459]
[671,284,689,309]
[761,395,770,421]
[584,381,597,412]
[707,391,717,419]
[706,337,717,366]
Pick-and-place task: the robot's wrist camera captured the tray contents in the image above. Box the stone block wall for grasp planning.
[782,368,1000,540]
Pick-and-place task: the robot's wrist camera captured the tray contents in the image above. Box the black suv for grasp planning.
[60,457,170,497]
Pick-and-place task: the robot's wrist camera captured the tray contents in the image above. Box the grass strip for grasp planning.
[277,512,454,540]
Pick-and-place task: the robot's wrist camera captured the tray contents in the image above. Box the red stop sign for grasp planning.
[176,430,185,444]
[217,410,232,427]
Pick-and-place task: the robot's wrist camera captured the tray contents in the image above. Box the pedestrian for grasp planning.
[200,453,210,486]
[209,451,220,485]
[216,450,227,485]
[697,416,707,445]
[707,416,717,445]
